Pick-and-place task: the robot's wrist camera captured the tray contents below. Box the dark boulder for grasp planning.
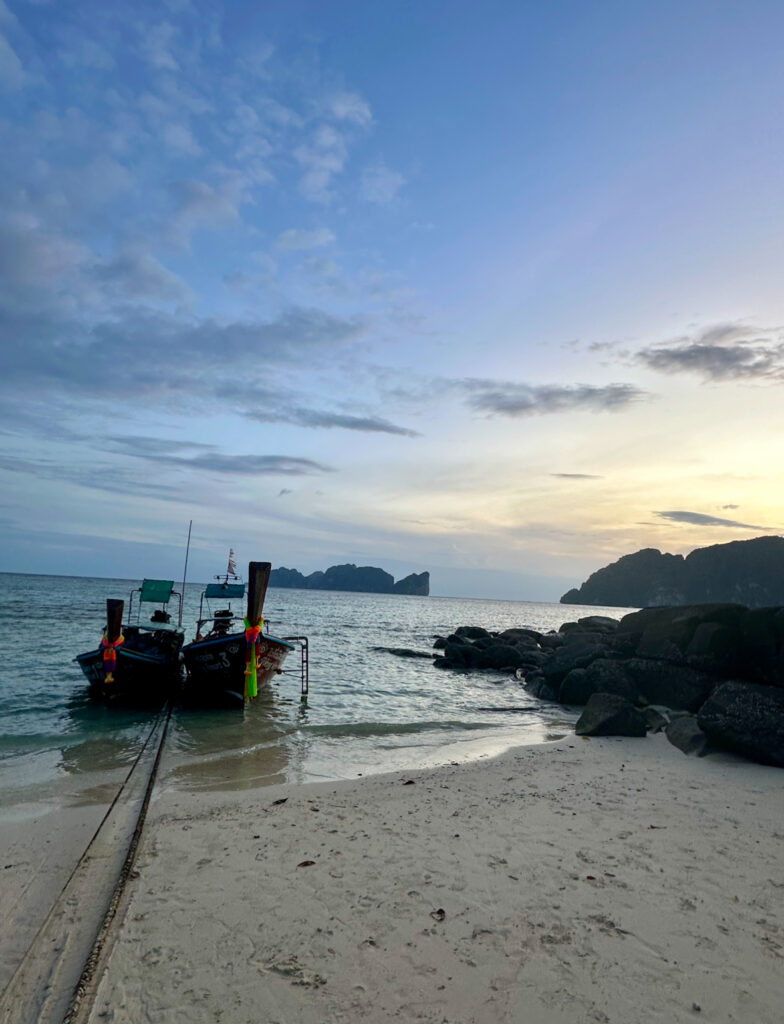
[454,625,492,640]
[698,682,784,767]
[476,644,525,671]
[575,694,647,737]
[559,659,640,706]
[665,716,711,756]
[541,641,605,685]
[539,633,565,650]
[433,636,447,650]
[577,615,620,632]
[443,641,477,669]
[624,658,717,711]
[497,627,543,645]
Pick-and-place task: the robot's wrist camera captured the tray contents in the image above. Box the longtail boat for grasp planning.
[75,580,185,702]
[181,559,297,704]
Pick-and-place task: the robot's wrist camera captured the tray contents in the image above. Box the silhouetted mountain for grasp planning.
[561,536,784,608]
[269,563,430,596]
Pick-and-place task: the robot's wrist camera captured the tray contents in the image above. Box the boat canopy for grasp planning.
[139,579,175,604]
[205,582,245,599]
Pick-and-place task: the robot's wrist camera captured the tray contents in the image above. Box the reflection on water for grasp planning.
[164,692,306,792]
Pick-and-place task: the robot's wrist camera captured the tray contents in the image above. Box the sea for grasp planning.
[0,571,633,810]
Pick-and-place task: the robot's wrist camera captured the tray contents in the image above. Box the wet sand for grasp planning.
[84,734,783,1023]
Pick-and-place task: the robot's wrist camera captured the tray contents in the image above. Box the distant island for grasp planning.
[561,536,784,608]
[270,563,430,596]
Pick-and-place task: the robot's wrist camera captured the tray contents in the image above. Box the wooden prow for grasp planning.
[106,599,124,643]
[246,561,271,626]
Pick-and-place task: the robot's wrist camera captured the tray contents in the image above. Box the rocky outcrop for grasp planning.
[434,603,784,767]
[269,564,429,596]
[561,536,784,609]
[393,572,430,596]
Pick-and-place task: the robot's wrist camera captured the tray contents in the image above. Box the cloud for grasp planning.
[462,380,646,417]
[0,32,25,90]
[278,488,292,497]
[328,91,372,127]
[92,248,193,303]
[295,125,348,202]
[139,22,179,71]
[104,436,215,457]
[247,407,420,436]
[127,452,334,476]
[360,163,405,204]
[637,323,784,382]
[653,510,770,530]
[550,473,603,479]
[0,300,366,406]
[275,227,335,250]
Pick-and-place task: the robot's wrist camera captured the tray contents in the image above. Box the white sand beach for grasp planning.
[83,734,783,1024]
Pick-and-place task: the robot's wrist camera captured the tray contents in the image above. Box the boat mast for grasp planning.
[179,519,192,627]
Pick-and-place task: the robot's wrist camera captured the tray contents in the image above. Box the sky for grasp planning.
[1,0,784,599]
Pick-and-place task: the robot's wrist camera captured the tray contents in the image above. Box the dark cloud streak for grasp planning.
[654,510,770,530]
[462,380,646,417]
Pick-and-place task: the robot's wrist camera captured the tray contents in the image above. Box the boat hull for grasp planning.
[182,630,294,704]
[75,627,184,703]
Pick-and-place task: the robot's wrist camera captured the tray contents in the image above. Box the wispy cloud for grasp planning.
[637,323,784,382]
[276,227,335,250]
[550,473,603,479]
[246,407,420,436]
[328,91,372,127]
[360,163,405,204]
[462,380,646,417]
[653,510,770,530]
[124,451,335,476]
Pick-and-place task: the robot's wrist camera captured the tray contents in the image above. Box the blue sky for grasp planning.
[1,0,783,598]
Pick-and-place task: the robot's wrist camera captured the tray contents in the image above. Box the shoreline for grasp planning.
[84,733,782,1023]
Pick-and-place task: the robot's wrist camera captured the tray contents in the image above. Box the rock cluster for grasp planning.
[434,605,784,768]
[560,535,784,608]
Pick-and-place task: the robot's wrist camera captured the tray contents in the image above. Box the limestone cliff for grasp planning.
[561,536,784,608]
[269,564,430,596]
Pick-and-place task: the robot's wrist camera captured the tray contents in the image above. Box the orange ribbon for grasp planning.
[100,633,125,683]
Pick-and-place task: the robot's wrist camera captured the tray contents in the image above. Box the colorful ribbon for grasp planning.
[100,632,125,683]
[244,617,264,699]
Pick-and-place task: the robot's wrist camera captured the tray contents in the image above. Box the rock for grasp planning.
[624,658,717,711]
[665,715,710,756]
[539,634,565,650]
[443,641,476,668]
[577,615,620,631]
[575,694,648,737]
[433,636,447,650]
[371,647,433,659]
[643,706,670,733]
[476,644,525,671]
[541,641,606,685]
[559,659,640,706]
[698,682,784,767]
[497,627,543,644]
[454,625,492,640]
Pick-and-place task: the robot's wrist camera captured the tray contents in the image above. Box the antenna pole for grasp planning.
[179,519,192,627]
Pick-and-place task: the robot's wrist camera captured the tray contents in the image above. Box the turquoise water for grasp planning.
[0,572,632,800]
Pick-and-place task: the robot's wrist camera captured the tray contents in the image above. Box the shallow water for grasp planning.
[0,571,633,800]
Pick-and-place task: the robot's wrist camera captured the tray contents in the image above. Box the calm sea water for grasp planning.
[0,572,632,804]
